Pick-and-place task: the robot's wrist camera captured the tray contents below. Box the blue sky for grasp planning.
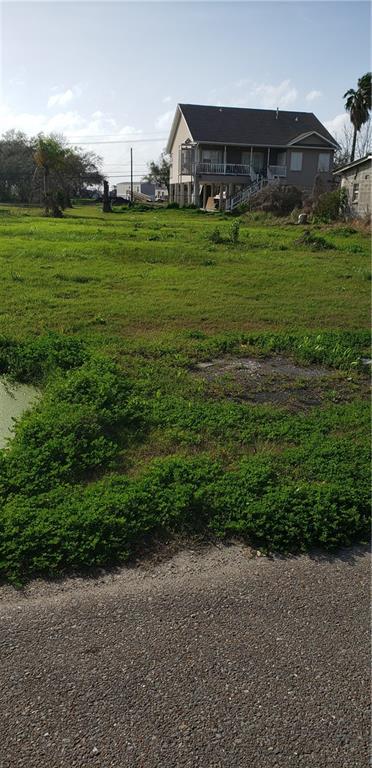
[0,1,370,182]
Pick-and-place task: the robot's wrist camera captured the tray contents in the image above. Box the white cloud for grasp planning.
[324,113,348,139]
[155,109,174,130]
[162,96,172,104]
[8,75,26,88]
[0,101,120,139]
[305,90,322,102]
[207,78,298,110]
[48,86,81,109]
[118,125,142,136]
[0,103,46,135]
[251,79,298,109]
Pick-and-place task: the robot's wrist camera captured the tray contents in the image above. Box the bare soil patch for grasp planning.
[194,355,369,410]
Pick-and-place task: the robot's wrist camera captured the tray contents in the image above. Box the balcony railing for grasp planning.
[195,162,254,176]
[267,165,287,178]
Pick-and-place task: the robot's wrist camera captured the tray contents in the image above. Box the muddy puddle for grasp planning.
[0,378,40,449]
[194,356,367,410]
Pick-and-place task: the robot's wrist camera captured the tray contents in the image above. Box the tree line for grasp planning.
[0,73,370,217]
[0,131,103,215]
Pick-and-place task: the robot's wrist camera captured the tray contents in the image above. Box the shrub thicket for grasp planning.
[249,184,302,215]
[313,188,348,222]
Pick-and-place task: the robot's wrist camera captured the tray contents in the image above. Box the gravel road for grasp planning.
[0,545,370,767]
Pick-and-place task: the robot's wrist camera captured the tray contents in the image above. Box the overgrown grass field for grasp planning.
[0,204,370,581]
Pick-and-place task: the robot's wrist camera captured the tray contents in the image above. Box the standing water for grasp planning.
[0,378,40,449]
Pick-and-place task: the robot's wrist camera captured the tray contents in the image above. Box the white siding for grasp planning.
[169,113,193,184]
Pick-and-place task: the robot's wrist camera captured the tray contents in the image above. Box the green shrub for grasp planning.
[0,358,145,496]
[313,188,348,223]
[214,482,368,551]
[249,184,302,216]
[167,202,179,209]
[229,219,240,244]
[1,403,118,495]
[295,230,335,251]
[208,226,224,244]
[0,333,87,383]
[0,448,369,581]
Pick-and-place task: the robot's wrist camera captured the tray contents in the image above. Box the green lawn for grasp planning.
[0,205,370,581]
[0,205,369,342]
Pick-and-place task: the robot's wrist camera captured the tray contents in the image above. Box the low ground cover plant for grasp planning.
[0,330,370,582]
[295,230,336,251]
[0,206,369,582]
[0,440,369,581]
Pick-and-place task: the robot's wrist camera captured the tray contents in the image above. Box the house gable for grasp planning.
[166,106,193,155]
[167,109,194,184]
[288,131,338,149]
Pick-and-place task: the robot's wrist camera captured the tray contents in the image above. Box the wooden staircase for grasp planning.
[225,177,268,212]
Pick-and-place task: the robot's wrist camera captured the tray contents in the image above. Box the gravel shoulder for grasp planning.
[1,544,370,767]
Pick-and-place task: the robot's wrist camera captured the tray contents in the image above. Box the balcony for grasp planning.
[267,165,287,179]
[195,162,254,176]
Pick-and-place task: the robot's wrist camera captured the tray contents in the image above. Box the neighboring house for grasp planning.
[154,186,169,201]
[114,181,156,200]
[166,103,339,210]
[333,155,371,217]
[114,181,168,202]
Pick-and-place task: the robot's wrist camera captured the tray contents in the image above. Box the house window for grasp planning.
[201,149,222,164]
[352,183,359,203]
[180,148,193,174]
[290,152,303,171]
[242,151,264,172]
[318,153,330,172]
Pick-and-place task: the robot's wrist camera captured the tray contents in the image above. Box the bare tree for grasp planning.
[334,119,371,168]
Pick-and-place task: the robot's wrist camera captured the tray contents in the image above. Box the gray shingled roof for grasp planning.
[179,103,337,146]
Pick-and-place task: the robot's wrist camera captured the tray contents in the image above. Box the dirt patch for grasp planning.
[194,355,368,410]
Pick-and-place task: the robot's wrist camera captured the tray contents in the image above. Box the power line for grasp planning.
[66,132,167,140]
[66,137,167,146]
[104,163,147,171]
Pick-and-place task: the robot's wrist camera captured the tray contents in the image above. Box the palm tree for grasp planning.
[343,72,371,162]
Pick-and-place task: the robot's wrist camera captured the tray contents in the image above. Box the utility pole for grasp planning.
[130,147,133,205]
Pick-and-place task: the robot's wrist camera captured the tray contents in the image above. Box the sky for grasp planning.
[0,0,370,184]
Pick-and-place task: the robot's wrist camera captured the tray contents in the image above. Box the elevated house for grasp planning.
[333,154,371,217]
[166,104,339,210]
